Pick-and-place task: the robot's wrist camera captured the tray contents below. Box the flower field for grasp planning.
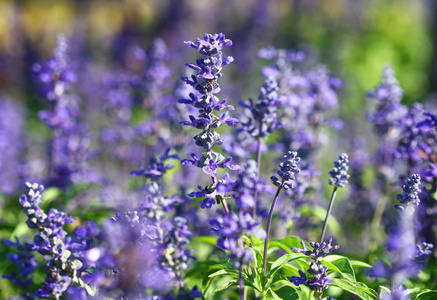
[0,1,436,299]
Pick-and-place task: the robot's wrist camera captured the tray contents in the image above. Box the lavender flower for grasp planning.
[2,237,38,295]
[130,148,179,182]
[370,175,432,297]
[84,211,170,298]
[270,151,301,190]
[179,33,238,176]
[34,36,95,189]
[239,76,286,139]
[415,242,434,268]
[4,182,88,299]
[395,174,421,211]
[209,210,265,268]
[367,65,407,138]
[328,153,350,188]
[291,238,339,299]
[210,161,267,267]
[33,35,76,102]
[416,111,437,130]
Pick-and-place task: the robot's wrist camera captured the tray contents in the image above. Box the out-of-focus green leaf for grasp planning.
[298,205,342,239]
[349,259,373,269]
[190,236,218,246]
[212,280,238,292]
[268,236,304,254]
[331,278,377,300]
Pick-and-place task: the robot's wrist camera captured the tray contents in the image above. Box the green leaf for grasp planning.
[379,285,391,294]
[251,246,264,269]
[208,269,229,278]
[322,255,356,283]
[268,288,283,300]
[271,285,300,300]
[413,290,437,300]
[349,259,373,268]
[331,278,377,300]
[281,264,302,277]
[213,280,238,292]
[268,236,304,254]
[190,235,218,246]
[242,235,253,247]
[10,222,30,238]
[270,253,307,277]
[41,187,61,204]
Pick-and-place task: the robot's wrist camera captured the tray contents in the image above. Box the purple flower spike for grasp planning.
[270,151,300,190]
[395,174,421,211]
[329,153,350,188]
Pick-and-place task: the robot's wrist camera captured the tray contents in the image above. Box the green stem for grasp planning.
[252,137,263,218]
[320,187,338,243]
[263,183,283,276]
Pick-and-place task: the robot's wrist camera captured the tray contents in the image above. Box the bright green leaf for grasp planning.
[349,259,373,269]
[270,253,307,277]
[190,236,218,246]
[322,255,356,283]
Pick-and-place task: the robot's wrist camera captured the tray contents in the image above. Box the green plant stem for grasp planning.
[263,183,283,276]
[239,258,244,300]
[252,136,263,218]
[320,186,338,243]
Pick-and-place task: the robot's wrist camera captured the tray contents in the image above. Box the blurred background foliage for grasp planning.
[1,0,435,107]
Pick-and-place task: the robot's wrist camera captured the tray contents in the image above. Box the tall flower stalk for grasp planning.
[370,174,433,298]
[263,151,300,275]
[320,153,349,243]
[179,33,239,213]
[239,76,285,218]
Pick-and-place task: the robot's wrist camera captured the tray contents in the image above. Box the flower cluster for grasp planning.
[179,33,239,175]
[34,35,94,189]
[328,153,350,188]
[210,161,266,267]
[367,65,407,138]
[291,239,339,297]
[370,175,433,297]
[130,148,179,182]
[4,182,87,298]
[270,151,301,190]
[84,210,169,298]
[239,76,286,139]
[259,47,343,157]
[395,174,421,211]
[32,35,76,102]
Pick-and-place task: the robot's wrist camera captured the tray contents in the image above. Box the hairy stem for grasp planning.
[320,187,338,243]
[263,183,283,276]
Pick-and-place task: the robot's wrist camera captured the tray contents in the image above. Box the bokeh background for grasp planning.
[1,0,436,103]
[1,0,436,298]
